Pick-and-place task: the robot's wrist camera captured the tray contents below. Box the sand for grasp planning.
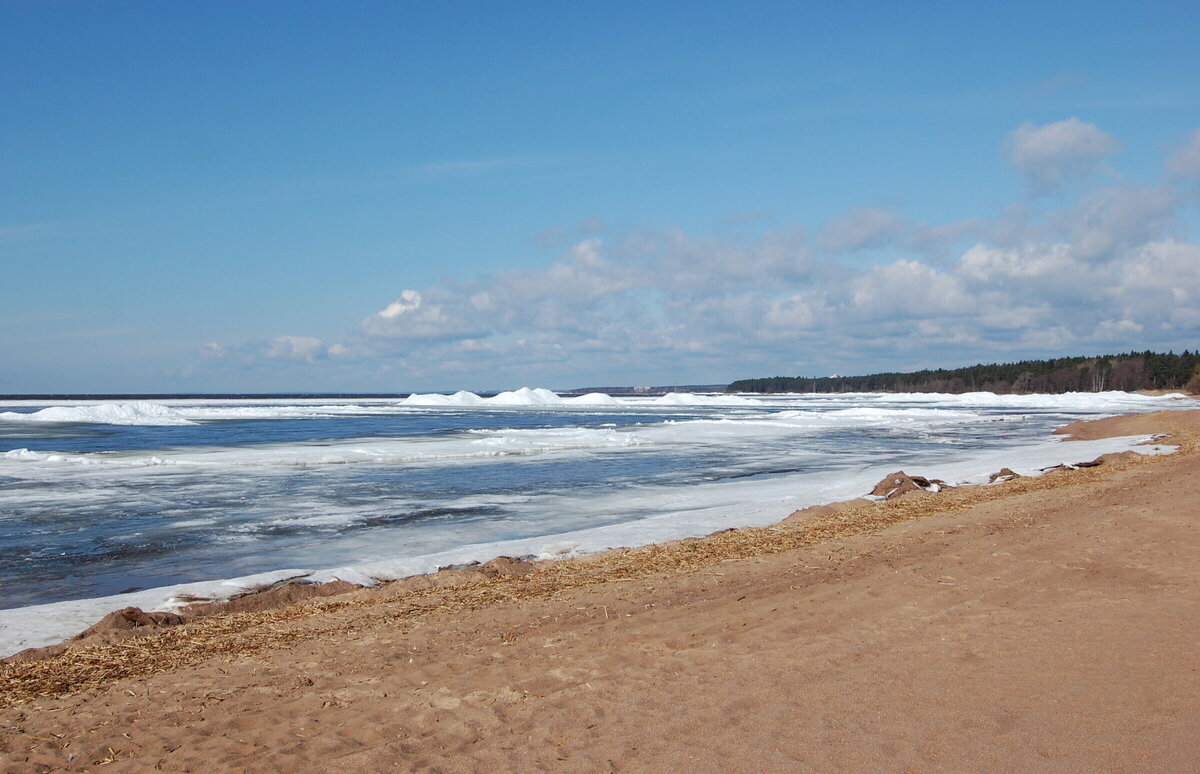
[2,409,1199,772]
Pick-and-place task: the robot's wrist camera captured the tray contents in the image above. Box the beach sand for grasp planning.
[2,409,1199,772]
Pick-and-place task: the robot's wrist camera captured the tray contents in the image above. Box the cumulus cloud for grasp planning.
[1115,239,1200,323]
[361,288,486,341]
[1053,185,1176,261]
[958,243,1076,283]
[1005,118,1117,189]
[352,186,1185,381]
[201,119,1199,385]
[377,289,423,320]
[849,260,971,320]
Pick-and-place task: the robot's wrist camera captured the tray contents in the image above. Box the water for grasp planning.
[0,390,1192,620]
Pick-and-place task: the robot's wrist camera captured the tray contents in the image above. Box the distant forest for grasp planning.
[727,351,1200,395]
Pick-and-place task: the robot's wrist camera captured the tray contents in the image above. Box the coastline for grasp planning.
[2,408,1199,771]
[0,410,1183,660]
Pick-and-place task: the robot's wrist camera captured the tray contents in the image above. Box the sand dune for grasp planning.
[2,410,1198,772]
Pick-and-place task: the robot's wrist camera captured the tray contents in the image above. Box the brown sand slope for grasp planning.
[1054,406,1200,440]
[2,411,1199,772]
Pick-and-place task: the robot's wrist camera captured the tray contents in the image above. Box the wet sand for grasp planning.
[2,409,1199,772]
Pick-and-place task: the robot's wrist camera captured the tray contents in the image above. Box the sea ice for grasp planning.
[0,402,195,426]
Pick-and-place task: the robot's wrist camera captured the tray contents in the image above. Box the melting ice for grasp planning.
[0,388,1195,656]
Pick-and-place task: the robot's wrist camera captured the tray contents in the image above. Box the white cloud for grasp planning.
[1116,239,1200,320]
[332,212,1195,381]
[1054,186,1176,261]
[977,303,1051,331]
[1019,325,1076,350]
[1092,318,1143,340]
[850,260,971,320]
[377,289,423,319]
[818,208,906,252]
[265,335,325,363]
[765,294,825,332]
[1166,129,1200,178]
[200,121,1200,386]
[958,242,1076,283]
[361,288,485,341]
[200,342,226,359]
[1005,118,1117,189]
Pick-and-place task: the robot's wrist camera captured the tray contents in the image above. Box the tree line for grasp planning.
[727,351,1200,395]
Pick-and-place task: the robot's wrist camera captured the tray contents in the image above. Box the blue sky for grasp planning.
[3,1,1199,392]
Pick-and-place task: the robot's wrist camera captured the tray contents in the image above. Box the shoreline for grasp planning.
[0,413,1183,662]
[2,409,1195,685]
[2,409,1199,771]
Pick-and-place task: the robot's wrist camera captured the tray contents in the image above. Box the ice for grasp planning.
[0,391,623,422]
[466,426,649,453]
[401,387,567,407]
[401,390,487,407]
[652,392,762,406]
[0,569,311,656]
[485,387,564,406]
[537,541,582,560]
[826,390,1186,411]
[176,403,407,420]
[400,388,757,409]
[8,388,1173,427]
[0,429,1175,658]
[820,407,979,420]
[301,432,1174,594]
[0,425,652,473]
[0,402,195,426]
[564,392,622,406]
[0,390,1192,425]
[1,388,1197,659]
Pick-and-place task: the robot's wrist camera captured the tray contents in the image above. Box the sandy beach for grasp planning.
[2,408,1199,772]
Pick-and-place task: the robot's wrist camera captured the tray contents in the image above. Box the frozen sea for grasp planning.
[0,387,1195,656]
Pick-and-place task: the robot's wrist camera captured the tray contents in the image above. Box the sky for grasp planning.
[2,1,1199,393]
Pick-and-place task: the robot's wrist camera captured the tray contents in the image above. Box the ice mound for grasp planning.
[487,388,761,408]
[652,392,762,407]
[486,387,563,406]
[0,402,196,426]
[564,392,622,406]
[401,387,619,408]
[401,390,487,407]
